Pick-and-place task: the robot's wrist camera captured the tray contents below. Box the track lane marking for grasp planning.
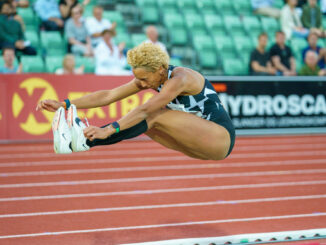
[0,213,326,239]
[1,180,326,202]
[1,169,326,188]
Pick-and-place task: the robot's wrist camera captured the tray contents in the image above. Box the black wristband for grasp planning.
[111,121,120,133]
[64,99,71,110]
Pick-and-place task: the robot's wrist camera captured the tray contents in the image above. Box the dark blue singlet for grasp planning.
[157,65,235,156]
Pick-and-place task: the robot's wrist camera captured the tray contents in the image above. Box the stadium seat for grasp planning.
[291,38,308,55]
[25,30,40,50]
[232,0,253,15]
[196,0,216,15]
[261,17,280,33]
[136,0,157,7]
[273,0,284,8]
[184,14,207,36]
[223,16,246,37]
[177,0,198,14]
[17,8,37,26]
[41,31,66,56]
[214,0,236,15]
[204,15,226,36]
[140,7,159,24]
[233,36,254,54]
[131,33,147,47]
[198,50,218,69]
[192,35,215,52]
[114,33,133,49]
[75,57,95,73]
[21,55,45,73]
[214,36,237,59]
[45,56,63,73]
[243,16,262,38]
[158,0,178,13]
[163,14,187,46]
[223,58,247,75]
[103,11,127,32]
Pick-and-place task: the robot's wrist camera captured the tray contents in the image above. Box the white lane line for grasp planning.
[0,143,324,159]
[1,158,326,177]
[1,212,326,239]
[0,156,192,168]
[2,150,326,168]
[1,194,326,218]
[1,180,326,202]
[0,149,174,159]
[1,169,326,188]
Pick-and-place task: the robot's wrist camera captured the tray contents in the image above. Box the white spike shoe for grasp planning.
[52,107,72,154]
[67,104,90,152]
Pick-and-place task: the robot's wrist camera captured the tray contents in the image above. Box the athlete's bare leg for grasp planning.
[146,108,231,160]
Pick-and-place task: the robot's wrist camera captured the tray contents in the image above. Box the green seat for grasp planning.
[41,31,66,56]
[233,36,254,54]
[198,50,218,69]
[103,11,127,32]
[114,33,132,49]
[177,0,198,14]
[223,16,246,36]
[232,0,252,15]
[170,57,183,66]
[131,34,147,47]
[243,16,262,37]
[196,0,216,15]
[223,58,247,75]
[185,14,206,36]
[17,8,37,26]
[214,0,235,15]
[261,17,280,33]
[158,0,178,13]
[214,36,237,59]
[239,51,251,67]
[21,55,45,73]
[204,15,226,36]
[45,56,63,73]
[291,38,308,54]
[25,30,40,49]
[141,7,159,23]
[163,13,187,46]
[273,0,284,8]
[193,35,215,52]
[136,0,157,7]
[75,57,95,73]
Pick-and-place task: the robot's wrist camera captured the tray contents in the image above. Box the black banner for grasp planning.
[209,77,326,133]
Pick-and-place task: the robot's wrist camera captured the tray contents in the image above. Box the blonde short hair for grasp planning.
[127,42,169,72]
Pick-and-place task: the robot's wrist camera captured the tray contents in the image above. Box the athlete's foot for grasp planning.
[67,104,90,152]
[52,107,72,154]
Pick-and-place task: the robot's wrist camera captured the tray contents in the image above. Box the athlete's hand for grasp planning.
[36,100,64,112]
[83,125,115,141]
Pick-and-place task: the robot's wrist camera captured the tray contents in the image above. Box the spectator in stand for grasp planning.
[3,0,29,30]
[55,54,84,74]
[299,50,326,75]
[144,25,167,54]
[94,29,130,75]
[59,0,90,21]
[0,2,36,55]
[251,0,281,19]
[65,5,92,56]
[281,0,309,40]
[302,32,326,68]
[34,0,64,31]
[301,0,325,37]
[0,46,22,73]
[270,31,296,75]
[85,5,116,48]
[249,32,276,75]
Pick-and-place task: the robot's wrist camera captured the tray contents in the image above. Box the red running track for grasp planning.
[0,135,326,245]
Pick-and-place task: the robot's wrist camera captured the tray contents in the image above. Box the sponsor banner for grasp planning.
[211,79,326,131]
[0,74,155,140]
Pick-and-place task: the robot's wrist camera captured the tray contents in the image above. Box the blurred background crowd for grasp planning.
[1,0,326,76]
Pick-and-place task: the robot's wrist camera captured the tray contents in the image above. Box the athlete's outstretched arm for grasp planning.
[84,75,187,141]
[36,78,142,112]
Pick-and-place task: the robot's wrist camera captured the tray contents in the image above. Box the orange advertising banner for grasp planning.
[0,74,156,141]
